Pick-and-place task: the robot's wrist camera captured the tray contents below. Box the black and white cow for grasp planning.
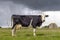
[11,14,48,36]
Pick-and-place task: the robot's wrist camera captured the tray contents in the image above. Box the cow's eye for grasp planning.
[45,15,49,17]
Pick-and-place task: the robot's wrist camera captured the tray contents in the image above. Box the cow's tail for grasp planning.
[11,15,13,29]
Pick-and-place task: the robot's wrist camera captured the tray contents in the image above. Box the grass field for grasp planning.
[0,28,60,40]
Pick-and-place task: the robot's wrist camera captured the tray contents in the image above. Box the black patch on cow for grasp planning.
[11,15,42,29]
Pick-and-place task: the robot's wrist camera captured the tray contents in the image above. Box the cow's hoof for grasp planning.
[12,35,16,37]
[33,34,36,36]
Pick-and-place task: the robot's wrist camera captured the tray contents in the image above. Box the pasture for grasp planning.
[0,28,60,40]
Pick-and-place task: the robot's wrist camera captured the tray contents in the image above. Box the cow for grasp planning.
[11,14,48,36]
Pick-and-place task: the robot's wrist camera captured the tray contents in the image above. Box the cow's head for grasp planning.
[41,14,49,22]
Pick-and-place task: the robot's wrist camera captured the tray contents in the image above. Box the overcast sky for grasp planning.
[0,0,60,28]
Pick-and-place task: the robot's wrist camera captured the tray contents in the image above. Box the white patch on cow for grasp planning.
[16,24,22,30]
[42,13,45,22]
[29,19,33,27]
[33,28,36,36]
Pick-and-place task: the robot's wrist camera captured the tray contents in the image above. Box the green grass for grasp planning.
[0,28,60,40]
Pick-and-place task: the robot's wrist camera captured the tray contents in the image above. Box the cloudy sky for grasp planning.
[0,0,60,28]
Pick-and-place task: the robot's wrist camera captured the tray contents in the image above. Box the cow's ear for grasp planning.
[45,15,49,17]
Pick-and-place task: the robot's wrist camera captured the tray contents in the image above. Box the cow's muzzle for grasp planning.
[42,20,45,22]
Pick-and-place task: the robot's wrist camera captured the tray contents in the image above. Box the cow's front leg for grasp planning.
[33,28,36,36]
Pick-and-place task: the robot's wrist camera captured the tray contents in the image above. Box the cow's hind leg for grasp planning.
[12,24,16,36]
[33,28,36,36]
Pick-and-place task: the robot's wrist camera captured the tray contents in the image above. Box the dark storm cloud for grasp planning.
[12,0,60,10]
[0,0,60,10]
